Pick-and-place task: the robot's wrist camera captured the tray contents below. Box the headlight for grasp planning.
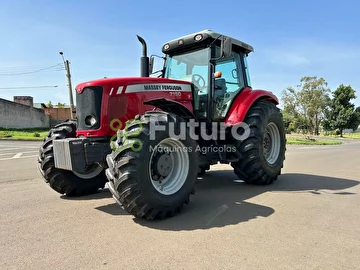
[194,34,203,41]
[163,43,170,51]
[85,115,97,127]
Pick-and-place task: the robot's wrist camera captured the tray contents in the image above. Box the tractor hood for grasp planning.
[75,77,192,94]
[74,76,195,138]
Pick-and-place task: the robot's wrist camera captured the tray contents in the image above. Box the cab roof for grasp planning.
[162,29,254,55]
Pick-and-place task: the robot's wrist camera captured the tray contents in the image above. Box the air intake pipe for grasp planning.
[137,35,149,77]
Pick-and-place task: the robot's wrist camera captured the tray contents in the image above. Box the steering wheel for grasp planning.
[192,74,206,91]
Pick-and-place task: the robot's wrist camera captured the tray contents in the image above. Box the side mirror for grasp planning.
[231,69,238,79]
[149,56,154,74]
[221,37,232,58]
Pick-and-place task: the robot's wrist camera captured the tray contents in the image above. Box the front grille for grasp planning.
[76,86,103,130]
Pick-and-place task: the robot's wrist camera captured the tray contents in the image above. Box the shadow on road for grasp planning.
[60,188,129,215]
[95,202,128,215]
[132,170,359,231]
[65,169,358,230]
[60,188,112,201]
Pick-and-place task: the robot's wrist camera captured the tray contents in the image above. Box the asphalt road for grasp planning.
[0,139,359,269]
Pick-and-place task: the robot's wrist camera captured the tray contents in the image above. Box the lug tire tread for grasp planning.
[231,101,286,185]
[106,111,197,220]
[38,120,107,196]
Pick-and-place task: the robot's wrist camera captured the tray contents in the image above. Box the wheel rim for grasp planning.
[73,164,103,179]
[263,122,281,165]
[149,138,189,195]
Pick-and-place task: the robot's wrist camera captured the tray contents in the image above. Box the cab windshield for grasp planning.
[164,47,246,119]
[164,48,210,116]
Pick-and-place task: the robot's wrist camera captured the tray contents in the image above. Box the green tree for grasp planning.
[324,84,358,136]
[46,101,53,108]
[281,76,330,134]
[57,102,66,108]
[348,106,360,131]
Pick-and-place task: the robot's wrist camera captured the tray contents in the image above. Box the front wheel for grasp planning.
[105,112,199,220]
[38,120,107,196]
[231,101,286,185]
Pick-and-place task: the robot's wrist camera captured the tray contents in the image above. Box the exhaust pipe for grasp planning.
[136,35,149,77]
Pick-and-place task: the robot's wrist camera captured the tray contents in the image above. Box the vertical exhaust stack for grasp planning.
[136,35,149,77]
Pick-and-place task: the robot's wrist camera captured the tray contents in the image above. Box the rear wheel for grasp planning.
[105,112,199,220]
[38,120,107,196]
[231,101,286,185]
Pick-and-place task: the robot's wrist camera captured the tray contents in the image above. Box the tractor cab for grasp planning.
[159,30,254,121]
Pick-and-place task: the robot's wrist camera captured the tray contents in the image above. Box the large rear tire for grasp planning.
[105,112,199,220]
[38,120,107,196]
[231,101,286,185]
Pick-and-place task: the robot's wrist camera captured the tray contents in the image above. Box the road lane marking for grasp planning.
[0,148,23,152]
[0,150,38,156]
[0,155,37,161]
[206,204,229,226]
[0,144,40,148]
[0,153,16,156]
[13,153,23,158]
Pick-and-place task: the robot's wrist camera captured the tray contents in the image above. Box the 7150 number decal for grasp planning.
[169,91,181,97]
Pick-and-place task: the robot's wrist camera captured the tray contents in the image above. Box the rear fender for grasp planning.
[224,88,279,126]
[143,98,196,119]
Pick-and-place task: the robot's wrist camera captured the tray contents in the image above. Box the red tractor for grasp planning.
[38,30,286,220]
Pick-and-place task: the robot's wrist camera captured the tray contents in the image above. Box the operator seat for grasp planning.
[214,78,227,98]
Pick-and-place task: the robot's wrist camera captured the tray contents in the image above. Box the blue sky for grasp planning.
[0,0,359,107]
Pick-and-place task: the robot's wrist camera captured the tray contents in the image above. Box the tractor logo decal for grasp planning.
[125,84,191,93]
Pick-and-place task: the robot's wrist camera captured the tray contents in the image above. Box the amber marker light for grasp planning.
[214,71,222,78]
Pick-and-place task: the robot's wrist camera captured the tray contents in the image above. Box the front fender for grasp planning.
[224,88,279,126]
[143,98,196,119]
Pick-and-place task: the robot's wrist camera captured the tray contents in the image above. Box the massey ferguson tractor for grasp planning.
[38,30,286,220]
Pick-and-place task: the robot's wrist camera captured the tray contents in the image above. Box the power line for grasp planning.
[0,85,66,92]
[0,64,64,76]
[0,63,64,71]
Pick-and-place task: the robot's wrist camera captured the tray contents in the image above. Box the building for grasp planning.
[0,96,49,128]
[34,101,73,125]
[13,96,34,107]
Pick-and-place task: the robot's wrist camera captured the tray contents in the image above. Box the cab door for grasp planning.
[213,52,246,119]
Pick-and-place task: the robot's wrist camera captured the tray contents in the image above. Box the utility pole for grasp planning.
[59,52,75,119]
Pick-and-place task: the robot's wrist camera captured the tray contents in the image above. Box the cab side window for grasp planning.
[213,52,245,118]
[243,56,252,87]
[215,52,245,92]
